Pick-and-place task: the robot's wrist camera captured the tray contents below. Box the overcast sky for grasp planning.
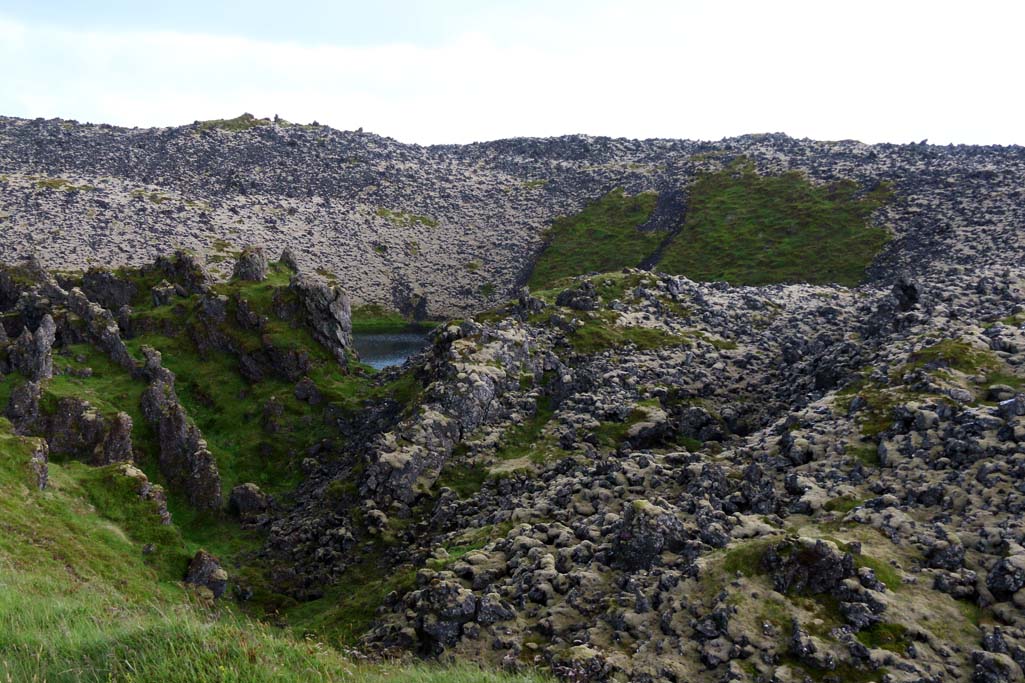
[0,0,1022,145]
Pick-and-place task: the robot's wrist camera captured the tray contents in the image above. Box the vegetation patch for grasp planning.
[657,158,892,286]
[528,190,660,289]
[34,177,95,192]
[376,207,439,228]
[856,622,912,653]
[907,339,995,375]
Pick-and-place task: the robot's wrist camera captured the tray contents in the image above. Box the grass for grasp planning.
[494,397,556,464]
[823,496,865,513]
[526,160,892,290]
[657,158,892,286]
[435,461,489,499]
[855,622,912,653]
[531,306,689,356]
[283,554,417,647]
[907,339,995,374]
[0,397,547,683]
[528,189,660,289]
[34,177,95,192]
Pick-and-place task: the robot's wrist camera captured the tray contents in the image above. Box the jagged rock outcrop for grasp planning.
[81,268,137,311]
[27,439,48,491]
[289,273,353,364]
[4,381,41,433]
[140,347,222,510]
[34,397,134,466]
[9,315,56,380]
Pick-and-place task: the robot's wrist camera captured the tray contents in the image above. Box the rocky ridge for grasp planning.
[1,116,1024,316]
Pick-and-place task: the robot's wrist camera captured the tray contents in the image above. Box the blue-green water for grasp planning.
[353,331,429,370]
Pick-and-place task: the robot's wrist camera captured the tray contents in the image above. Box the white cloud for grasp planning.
[0,1,1023,144]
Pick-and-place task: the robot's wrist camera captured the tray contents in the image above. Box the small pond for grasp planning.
[353,331,430,370]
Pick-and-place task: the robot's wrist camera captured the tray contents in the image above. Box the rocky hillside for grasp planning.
[2,118,1025,683]
[1,114,1023,316]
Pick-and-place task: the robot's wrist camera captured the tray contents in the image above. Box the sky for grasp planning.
[0,0,1022,145]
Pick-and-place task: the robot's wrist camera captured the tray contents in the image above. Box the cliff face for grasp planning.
[1,116,1023,316]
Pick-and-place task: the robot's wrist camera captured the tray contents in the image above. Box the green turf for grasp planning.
[528,189,660,289]
[657,158,892,286]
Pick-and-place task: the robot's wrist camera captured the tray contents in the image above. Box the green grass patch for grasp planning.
[855,554,903,591]
[528,189,660,289]
[495,397,556,464]
[907,340,995,375]
[721,539,774,577]
[436,461,489,499]
[657,158,892,286]
[351,305,433,334]
[823,496,866,513]
[564,313,688,355]
[856,622,912,653]
[284,554,416,647]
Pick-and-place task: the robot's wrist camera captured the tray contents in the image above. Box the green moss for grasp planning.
[658,158,892,286]
[856,622,911,653]
[854,554,903,591]
[823,496,866,513]
[493,397,554,461]
[436,461,489,499]
[34,177,95,192]
[721,539,774,577]
[908,340,995,374]
[848,444,881,467]
[528,189,661,289]
[564,314,689,355]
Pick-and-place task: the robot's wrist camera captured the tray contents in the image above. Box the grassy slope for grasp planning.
[527,158,891,290]
[527,189,660,289]
[0,415,546,682]
[0,257,451,668]
[657,158,892,286]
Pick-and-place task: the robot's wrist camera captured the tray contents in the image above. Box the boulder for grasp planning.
[4,381,41,433]
[279,248,299,272]
[151,280,177,307]
[987,555,1025,601]
[82,269,137,311]
[229,483,272,523]
[763,537,856,595]
[184,550,228,599]
[42,397,134,466]
[612,499,687,570]
[555,281,598,311]
[406,576,478,648]
[233,245,269,282]
[27,439,48,490]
